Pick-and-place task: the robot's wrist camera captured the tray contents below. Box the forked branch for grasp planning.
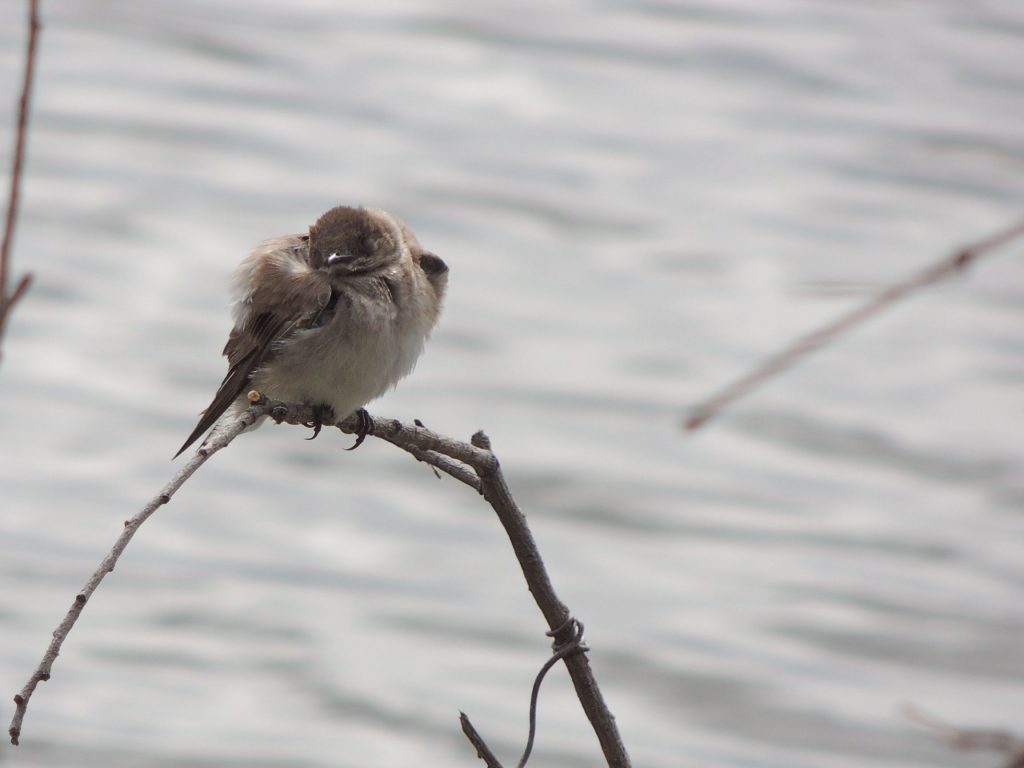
[9,396,631,767]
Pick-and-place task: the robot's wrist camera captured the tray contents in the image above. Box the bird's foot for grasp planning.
[346,408,373,451]
[304,403,336,441]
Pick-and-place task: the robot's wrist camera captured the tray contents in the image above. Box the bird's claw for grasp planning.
[305,404,335,441]
[346,408,373,451]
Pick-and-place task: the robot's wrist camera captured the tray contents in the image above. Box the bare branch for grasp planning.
[10,397,632,767]
[0,0,41,361]
[272,401,631,766]
[684,218,1024,431]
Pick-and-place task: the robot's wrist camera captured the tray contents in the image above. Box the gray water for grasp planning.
[1,2,1022,767]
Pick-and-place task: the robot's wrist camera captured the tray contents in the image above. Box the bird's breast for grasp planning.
[251,284,433,418]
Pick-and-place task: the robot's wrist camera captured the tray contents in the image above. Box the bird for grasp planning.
[175,205,448,458]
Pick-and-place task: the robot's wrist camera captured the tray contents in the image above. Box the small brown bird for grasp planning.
[176,205,448,458]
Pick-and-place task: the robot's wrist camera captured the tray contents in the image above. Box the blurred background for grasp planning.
[1,1,1022,766]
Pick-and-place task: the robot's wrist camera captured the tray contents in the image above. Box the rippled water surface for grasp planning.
[1,2,1022,767]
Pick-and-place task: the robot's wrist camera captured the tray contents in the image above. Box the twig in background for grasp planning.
[0,0,41,362]
[903,704,1024,768]
[684,218,1024,431]
[9,397,632,768]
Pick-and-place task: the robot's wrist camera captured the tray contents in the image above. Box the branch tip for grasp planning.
[459,710,504,768]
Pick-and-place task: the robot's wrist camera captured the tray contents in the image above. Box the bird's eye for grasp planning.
[327,252,354,266]
[418,252,448,275]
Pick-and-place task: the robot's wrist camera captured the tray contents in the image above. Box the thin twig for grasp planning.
[10,398,632,768]
[7,398,271,746]
[0,0,41,360]
[684,218,1024,431]
[903,704,1024,768]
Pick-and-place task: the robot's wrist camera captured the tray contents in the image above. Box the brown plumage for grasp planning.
[175,206,447,458]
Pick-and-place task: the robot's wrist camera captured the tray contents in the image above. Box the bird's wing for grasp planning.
[175,241,333,457]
